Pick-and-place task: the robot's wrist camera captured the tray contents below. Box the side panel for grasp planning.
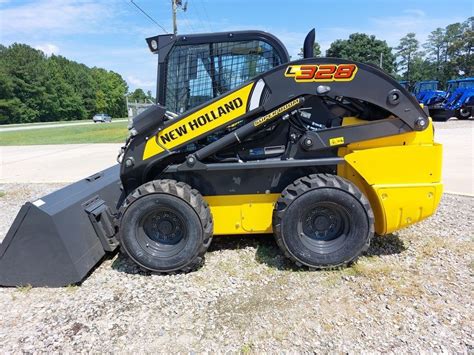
[204,194,279,235]
[338,118,443,235]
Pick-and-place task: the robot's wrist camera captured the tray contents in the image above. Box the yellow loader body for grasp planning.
[205,117,442,235]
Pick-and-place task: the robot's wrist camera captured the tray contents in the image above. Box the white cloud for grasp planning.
[315,10,465,54]
[403,9,426,17]
[127,75,154,89]
[34,43,60,56]
[0,0,116,36]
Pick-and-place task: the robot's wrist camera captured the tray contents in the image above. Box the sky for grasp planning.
[0,0,472,94]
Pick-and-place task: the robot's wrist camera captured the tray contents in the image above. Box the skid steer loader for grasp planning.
[0,29,443,287]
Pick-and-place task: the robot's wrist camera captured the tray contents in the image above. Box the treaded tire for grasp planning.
[273,174,374,269]
[118,179,213,273]
[456,107,471,120]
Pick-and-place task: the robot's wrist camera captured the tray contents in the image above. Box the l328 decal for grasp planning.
[285,64,358,82]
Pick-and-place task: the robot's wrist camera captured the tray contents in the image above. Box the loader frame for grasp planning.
[0,29,442,287]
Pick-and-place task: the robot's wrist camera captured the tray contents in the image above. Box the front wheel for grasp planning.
[273,174,374,269]
[118,180,213,273]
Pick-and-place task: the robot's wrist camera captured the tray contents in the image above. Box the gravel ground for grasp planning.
[0,183,472,353]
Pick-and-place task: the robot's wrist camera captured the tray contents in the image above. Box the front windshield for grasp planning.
[458,80,474,89]
[447,82,458,92]
[420,82,437,91]
[165,40,284,113]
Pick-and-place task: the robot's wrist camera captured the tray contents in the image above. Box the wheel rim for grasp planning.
[297,202,350,252]
[460,108,470,117]
[136,207,187,257]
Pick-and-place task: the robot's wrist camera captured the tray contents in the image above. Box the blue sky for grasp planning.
[0,0,472,93]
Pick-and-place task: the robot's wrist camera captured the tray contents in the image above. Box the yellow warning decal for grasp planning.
[329,136,345,146]
[143,83,254,160]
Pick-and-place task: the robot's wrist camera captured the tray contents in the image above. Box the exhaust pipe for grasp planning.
[0,165,123,287]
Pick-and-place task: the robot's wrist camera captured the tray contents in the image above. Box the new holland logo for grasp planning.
[285,64,358,82]
[160,98,243,145]
[142,82,254,160]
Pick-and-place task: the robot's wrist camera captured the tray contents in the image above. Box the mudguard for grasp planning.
[0,165,122,287]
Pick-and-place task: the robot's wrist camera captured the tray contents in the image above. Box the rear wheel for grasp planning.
[119,180,213,273]
[273,174,374,268]
[456,107,471,120]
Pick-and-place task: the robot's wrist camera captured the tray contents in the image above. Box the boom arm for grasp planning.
[121,58,429,192]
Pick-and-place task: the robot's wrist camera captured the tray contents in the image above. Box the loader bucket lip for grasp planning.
[0,165,122,287]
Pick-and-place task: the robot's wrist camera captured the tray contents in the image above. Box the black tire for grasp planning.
[273,174,374,269]
[456,107,471,120]
[118,180,213,273]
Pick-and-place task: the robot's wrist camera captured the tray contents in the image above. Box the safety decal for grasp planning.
[329,136,345,146]
[285,64,358,82]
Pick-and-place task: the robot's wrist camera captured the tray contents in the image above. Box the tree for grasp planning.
[146,90,155,102]
[396,33,420,81]
[95,90,107,113]
[461,17,474,76]
[424,28,445,79]
[128,88,149,103]
[297,42,322,58]
[326,33,396,74]
[0,43,128,124]
[409,57,437,83]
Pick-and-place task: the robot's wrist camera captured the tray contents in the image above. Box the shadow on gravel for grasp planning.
[209,234,303,271]
[366,233,407,256]
[110,233,407,275]
[111,252,152,276]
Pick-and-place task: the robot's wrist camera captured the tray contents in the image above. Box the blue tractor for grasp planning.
[412,80,445,105]
[398,80,410,90]
[429,78,474,121]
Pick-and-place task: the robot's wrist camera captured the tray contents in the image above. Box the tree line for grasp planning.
[1,17,472,125]
[301,16,473,87]
[0,44,128,125]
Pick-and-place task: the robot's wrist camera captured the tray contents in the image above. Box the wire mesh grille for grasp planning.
[165,40,284,113]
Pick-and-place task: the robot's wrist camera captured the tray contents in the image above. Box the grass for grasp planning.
[1,118,127,128]
[16,284,32,293]
[240,343,254,354]
[0,120,129,145]
[0,191,5,198]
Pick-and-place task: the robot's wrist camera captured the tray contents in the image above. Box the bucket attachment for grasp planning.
[0,165,123,287]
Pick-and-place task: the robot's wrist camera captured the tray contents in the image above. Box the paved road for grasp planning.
[0,119,128,132]
[433,120,473,195]
[0,121,472,195]
[0,144,122,183]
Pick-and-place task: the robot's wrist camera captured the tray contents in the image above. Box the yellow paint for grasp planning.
[329,136,345,146]
[143,83,254,160]
[372,183,442,234]
[338,117,443,235]
[344,144,442,185]
[204,194,279,235]
[341,116,435,148]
